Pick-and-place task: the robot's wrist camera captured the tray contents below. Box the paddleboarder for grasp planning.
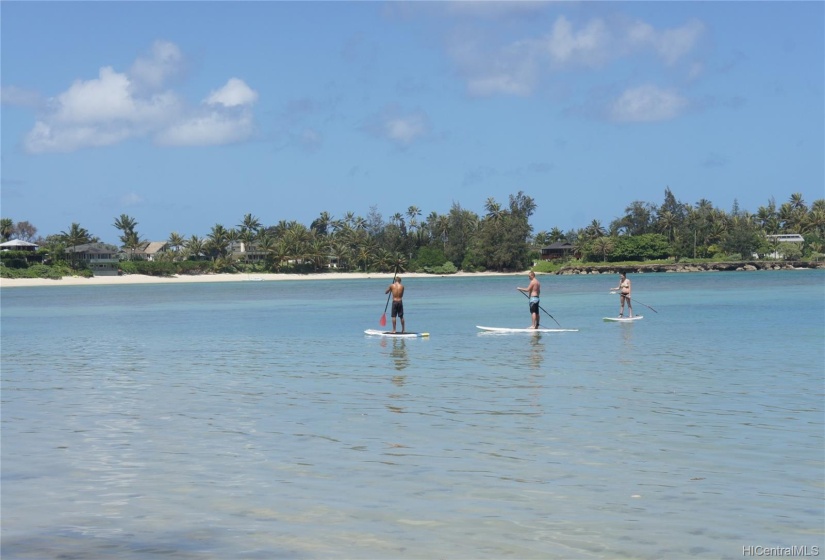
[613,272,634,318]
[385,277,405,333]
[516,271,541,329]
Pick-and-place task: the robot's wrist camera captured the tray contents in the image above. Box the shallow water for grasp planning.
[2,270,823,559]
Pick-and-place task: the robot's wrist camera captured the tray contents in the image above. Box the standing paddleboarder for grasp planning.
[613,272,634,318]
[516,271,541,329]
[385,277,405,334]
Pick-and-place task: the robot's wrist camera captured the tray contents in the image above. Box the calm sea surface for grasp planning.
[2,271,823,560]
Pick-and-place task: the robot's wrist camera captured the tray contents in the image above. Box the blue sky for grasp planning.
[2,1,823,243]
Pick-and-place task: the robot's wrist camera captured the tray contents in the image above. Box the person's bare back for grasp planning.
[388,282,404,301]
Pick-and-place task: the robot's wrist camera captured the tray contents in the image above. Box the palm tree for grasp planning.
[406,205,421,233]
[548,227,565,242]
[306,237,331,271]
[311,211,333,236]
[185,235,205,260]
[571,231,588,260]
[357,245,374,272]
[0,218,14,241]
[113,214,140,258]
[206,224,230,259]
[113,214,138,236]
[124,231,143,260]
[61,223,92,268]
[168,232,186,259]
[435,214,450,251]
[657,211,679,243]
[238,213,262,234]
[592,236,615,262]
[807,208,825,238]
[789,193,807,212]
[584,219,607,240]
[484,198,503,221]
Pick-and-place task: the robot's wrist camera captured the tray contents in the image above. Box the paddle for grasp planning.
[610,292,658,313]
[379,264,400,327]
[519,290,562,328]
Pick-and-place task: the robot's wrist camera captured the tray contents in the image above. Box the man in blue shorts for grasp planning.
[385,277,406,333]
[517,271,541,329]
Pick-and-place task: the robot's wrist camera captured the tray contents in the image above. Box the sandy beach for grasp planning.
[0,270,526,289]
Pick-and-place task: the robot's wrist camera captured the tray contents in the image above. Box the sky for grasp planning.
[1,1,823,243]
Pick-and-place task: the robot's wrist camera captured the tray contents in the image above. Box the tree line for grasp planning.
[1,189,824,278]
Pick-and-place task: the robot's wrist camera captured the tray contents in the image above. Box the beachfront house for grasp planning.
[765,233,805,259]
[230,241,268,264]
[65,243,120,276]
[0,239,39,251]
[130,241,170,261]
[540,242,574,261]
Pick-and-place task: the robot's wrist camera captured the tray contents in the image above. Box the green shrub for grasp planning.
[532,260,561,273]
[432,261,458,274]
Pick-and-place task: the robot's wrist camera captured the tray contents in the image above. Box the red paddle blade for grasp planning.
[379,314,387,327]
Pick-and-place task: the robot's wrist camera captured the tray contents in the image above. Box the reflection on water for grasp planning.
[378,337,410,371]
[528,334,544,370]
[390,338,409,371]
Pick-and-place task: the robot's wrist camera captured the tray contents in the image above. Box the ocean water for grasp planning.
[1,270,823,560]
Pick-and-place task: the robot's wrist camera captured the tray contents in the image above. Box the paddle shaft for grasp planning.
[519,290,562,327]
[613,292,658,313]
[380,264,400,325]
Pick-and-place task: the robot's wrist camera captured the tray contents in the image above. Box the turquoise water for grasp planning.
[2,271,823,559]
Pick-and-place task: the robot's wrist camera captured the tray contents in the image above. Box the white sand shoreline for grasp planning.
[0,271,528,288]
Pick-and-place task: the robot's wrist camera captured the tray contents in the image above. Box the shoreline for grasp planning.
[0,270,526,289]
[1,261,821,289]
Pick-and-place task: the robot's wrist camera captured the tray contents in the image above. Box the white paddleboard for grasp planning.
[603,316,643,322]
[365,329,429,338]
[476,325,578,333]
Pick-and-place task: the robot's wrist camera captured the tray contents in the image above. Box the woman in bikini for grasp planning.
[613,272,633,318]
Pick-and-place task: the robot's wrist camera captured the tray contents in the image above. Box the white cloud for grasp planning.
[609,85,688,122]
[121,192,144,206]
[385,115,427,144]
[24,121,133,153]
[543,16,611,67]
[205,78,259,107]
[363,107,430,147]
[17,41,258,154]
[155,110,254,147]
[129,40,184,91]
[625,18,705,65]
[448,29,538,96]
[53,67,180,126]
[447,10,706,118]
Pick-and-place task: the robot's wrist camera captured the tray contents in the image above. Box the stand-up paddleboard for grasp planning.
[476,325,578,333]
[603,316,643,322]
[364,329,429,338]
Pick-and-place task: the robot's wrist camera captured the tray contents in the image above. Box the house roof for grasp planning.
[0,239,38,248]
[66,243,117,254]
[541,242,574,250]
[135,241,168,254]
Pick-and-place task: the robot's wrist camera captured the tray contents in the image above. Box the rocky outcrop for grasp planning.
[555,261,825,275]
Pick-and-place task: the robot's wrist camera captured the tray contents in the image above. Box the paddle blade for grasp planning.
[379,314,387,327]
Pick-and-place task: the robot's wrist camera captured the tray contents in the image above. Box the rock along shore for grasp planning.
[555,260,825,275]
